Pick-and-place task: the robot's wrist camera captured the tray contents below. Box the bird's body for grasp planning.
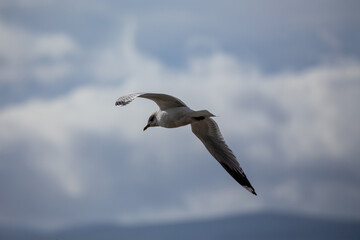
[115,93,257,195]
[153,107,194,128]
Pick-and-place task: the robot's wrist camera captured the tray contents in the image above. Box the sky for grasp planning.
[0,0,360,230]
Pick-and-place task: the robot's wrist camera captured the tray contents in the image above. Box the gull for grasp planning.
[115,93,257,195]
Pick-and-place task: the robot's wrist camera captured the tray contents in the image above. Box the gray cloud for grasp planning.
[0,0,359,230]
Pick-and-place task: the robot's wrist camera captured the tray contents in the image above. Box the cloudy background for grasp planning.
[0,0,360,230]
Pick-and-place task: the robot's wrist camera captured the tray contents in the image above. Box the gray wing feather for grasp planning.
[191,118,257,195]
[115,93,187,110]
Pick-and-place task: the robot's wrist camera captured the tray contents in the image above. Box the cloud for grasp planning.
[117,186,261,225]
[0,20,79,83]
[91,21,163,83]
[0,22,360,229]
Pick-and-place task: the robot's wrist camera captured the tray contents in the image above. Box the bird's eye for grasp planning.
[149,115,155,122]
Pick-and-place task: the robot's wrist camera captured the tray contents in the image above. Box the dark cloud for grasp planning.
[0,0,359,229]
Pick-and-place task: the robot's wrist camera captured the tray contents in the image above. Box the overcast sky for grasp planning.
[0,0,360,229]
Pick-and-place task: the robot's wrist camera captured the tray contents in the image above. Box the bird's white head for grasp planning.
[143,112,159,131]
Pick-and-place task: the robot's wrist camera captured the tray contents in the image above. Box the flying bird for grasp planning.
[115,93,257,195]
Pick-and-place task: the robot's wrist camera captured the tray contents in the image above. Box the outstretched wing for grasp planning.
[191,118,257,195]
[115,93,187,110]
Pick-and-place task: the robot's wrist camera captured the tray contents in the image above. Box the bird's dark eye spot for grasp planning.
[149,115,155,122]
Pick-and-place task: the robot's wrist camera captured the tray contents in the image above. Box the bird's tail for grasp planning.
[190,110,215,119]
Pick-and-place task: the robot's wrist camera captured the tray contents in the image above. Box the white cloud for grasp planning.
[92,21,163,83]
[32,34,79,59]
[0,20,79,83]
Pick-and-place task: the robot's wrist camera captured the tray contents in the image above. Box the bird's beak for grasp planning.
[143,124,150,131]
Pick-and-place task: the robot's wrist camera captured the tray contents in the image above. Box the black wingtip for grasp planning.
[245,185,257,196]
[219,162,257,196]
